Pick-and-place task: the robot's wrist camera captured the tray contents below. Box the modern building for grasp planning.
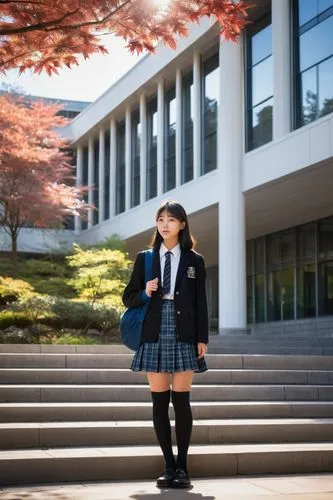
[6,0,333,337]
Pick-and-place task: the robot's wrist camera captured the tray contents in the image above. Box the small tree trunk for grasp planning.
[10,230,18,274]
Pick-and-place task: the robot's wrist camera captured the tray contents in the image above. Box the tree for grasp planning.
[0,94,88,264]
[0,0,251,75]
[66,243,132,307]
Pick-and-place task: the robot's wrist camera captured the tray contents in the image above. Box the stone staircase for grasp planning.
[1,342,333,486]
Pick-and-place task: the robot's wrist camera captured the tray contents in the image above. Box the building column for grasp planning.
[125,106,132,211]
[272,0,291,139]
[175,69,182,187]
[218,37,247,335]
[87,136,94,229]
[74,145,83,235]
[140,94,147,204]
[157,78,164,196]
[98,127,105,224]
[110,118,117,218]
[193,51,201,180]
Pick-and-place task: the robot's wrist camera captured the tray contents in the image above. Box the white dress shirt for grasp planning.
[159,242,181,299]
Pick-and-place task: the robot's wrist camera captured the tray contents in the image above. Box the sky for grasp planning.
[0,35,145,103]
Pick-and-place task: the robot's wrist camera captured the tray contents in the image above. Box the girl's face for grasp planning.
[157,210,185,243]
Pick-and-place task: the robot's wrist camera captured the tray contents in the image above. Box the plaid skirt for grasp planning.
[130,299,208,373]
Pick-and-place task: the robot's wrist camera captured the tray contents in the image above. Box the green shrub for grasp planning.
[9,295,54,324]
[53,333,99,345]
[0,310,33,330]
[50,298,120,332]
[66,244,132,304]
[0,277,34,305]
[29,277,75,298]
[21,259,69,278]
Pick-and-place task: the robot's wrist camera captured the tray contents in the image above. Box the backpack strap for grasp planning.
[144,249,154,284]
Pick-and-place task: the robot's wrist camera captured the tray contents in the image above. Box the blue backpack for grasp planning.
[120,249,154,351]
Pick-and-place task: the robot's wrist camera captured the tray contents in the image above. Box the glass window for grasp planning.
[147,98,157,200]
[318,217,333,260]
[297,264,316,317]
[182,73,194,184]
[93,138,99,225]
[202,52,219,175]
[246,15,273,151]
[295,0,333,127]
[104,131,110,220]
[247,275,254,324]
[131,111,141,208]
[164,87,176,192]
[297,223,316,262]
[116,122,125,215]
[299,0,333,26]
[319,57,333,117]
[81,146,89,230]
[318,261,333,314]
[251,24,272,65]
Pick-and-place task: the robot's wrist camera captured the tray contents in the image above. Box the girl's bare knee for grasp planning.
[147,373,171,392]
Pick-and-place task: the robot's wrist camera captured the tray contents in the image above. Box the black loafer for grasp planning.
[172,467,191,489]
[156,467,175,488]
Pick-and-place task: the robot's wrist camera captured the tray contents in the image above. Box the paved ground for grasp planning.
[1,474,333,500]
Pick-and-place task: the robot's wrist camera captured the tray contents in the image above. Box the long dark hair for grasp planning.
[150,200,196,251]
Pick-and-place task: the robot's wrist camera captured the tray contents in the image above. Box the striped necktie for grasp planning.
[162,251,172,295]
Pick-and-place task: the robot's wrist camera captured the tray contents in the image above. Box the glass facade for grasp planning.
[245,14,273,151]
[93,138,99,225]
[104,130,110,220]
[147,98,158,200]
[247,216,333,324]
[116,122,126,215]
[182,72,194,184]
[164,87,176,192]
[294,0,333,127]
[131,110,141,208]
[202,52,219,175]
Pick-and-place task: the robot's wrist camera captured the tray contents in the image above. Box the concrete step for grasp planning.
[1,384,333,402]
[1,353,333,370]
[1,401,333,423]
[1,368,333,385]
[1,443,333,485]
[1,418,333,449]
[211,349,333,355]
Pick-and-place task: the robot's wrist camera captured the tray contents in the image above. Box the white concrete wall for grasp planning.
[0,228,75,254]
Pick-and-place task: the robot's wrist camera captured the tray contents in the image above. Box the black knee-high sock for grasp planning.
[171,390,193,472]
[151,390,175,469]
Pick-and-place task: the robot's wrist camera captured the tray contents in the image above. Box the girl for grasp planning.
[122,200,208,489]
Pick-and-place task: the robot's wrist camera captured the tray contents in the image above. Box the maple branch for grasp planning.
[0,1,43,4]
[45,0,133,32]
[0,7,80,35]
[0,0,133,35]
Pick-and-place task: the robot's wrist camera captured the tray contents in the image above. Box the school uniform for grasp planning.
[122,243,208,373]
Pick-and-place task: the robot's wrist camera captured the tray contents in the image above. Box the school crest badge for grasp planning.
[187,266,196,278]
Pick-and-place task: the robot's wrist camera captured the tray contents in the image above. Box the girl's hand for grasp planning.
[197,342,207,359]
[146,277,159,297]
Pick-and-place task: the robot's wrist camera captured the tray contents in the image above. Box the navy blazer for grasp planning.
[122,246,209,345]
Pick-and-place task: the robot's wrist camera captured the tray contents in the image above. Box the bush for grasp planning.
[22,259,69,278]
[0,277,34,305]
[53,333,99,345]
[29,277,75,298]
[0,310,33,330]
[9,295,54,324]
[66,244,132,304]
[50,298,120,332]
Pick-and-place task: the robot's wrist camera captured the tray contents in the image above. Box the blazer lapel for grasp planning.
[175,249,190,290]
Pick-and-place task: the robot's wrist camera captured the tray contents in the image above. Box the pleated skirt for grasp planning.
[130,299,208,373]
